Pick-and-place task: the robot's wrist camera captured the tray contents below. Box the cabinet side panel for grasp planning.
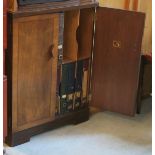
[3,76,7,139]
[3,0,7,14]
[3,15,7,50]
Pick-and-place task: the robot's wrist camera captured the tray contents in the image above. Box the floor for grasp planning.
[4,98,152,155]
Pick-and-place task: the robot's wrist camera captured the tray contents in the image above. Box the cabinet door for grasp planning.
[12,14,59,132]
[91,7,145,116]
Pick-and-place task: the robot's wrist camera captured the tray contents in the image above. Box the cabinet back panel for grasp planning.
[12,14,59,131]
[91,7,145,116]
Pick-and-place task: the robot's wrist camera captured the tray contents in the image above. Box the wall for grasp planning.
[138,0,152,55]
[99,0,125,9]
[99,0,152,55]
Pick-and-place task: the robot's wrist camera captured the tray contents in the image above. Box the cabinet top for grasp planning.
[9,0,98,18]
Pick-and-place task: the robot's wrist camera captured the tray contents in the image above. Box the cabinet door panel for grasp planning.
[12,14,59,131]
[91,7,145,116]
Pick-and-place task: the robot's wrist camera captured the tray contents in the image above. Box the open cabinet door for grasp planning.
[91,7,145,116]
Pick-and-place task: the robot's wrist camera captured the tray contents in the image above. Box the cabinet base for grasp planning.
[6,108,89,147]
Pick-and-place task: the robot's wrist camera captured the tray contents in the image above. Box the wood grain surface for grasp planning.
[63,10,79,61]
[91,7,145,116]
[78,8,94,59]
[12,14,59,131]
[3,14,7,49]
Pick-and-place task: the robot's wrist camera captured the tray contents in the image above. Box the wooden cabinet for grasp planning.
[6,0,145,146]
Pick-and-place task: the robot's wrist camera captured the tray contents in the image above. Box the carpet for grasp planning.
[4,98,152,155]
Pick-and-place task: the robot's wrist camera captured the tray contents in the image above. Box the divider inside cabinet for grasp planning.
[63,8,94,62]
[56,9,94,116]
[63,10,80,63]
[77,8,94,60]
[75,8,94,108]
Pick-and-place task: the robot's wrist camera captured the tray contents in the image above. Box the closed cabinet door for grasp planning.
[12,14,59,132]
[91,7,145,116]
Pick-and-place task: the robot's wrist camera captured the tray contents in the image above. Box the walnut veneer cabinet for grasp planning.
[6,0,145,146]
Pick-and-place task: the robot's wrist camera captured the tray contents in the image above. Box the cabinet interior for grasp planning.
[78,8,94,60]
[63,10,79,63]
[56,9,94,116]
[63,8,94,63]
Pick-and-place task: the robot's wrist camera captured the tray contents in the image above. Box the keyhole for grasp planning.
[113,40,121,48]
